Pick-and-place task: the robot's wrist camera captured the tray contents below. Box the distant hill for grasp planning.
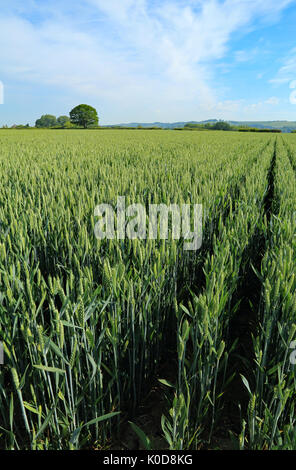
[103,120,296,133]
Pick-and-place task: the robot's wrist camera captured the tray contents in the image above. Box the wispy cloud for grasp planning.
[243,97,281,113]
[234,48,261,63]
[270,48,296,85]
[265,96,280,105]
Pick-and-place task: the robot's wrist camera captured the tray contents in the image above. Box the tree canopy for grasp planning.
[35,114,57,128]
[69,104,99,128]
[57,115,70,127]
[212,121,232,131]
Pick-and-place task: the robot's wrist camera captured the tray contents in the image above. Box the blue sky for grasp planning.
[1,0,296,125]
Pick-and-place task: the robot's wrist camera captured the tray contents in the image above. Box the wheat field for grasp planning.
[0,129,296,450]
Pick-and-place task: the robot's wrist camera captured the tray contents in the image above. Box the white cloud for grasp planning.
[265,96,280,105]
[271,49,296,86]
[0,0,294,122]
[234,48,260,63]
[243,96,280,113]
[206,99,246,117]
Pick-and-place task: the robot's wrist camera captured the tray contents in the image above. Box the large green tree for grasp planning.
[69,104,99,128]
[35,114,57,128]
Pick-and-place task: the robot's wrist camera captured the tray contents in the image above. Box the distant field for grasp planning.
[0,130,296,450]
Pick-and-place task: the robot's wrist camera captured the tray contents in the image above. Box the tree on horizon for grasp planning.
[69,104,99,129]
[35,114,57,128]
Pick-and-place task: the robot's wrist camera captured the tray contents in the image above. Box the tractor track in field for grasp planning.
[176,139,271,308]
[212,140,278,448]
